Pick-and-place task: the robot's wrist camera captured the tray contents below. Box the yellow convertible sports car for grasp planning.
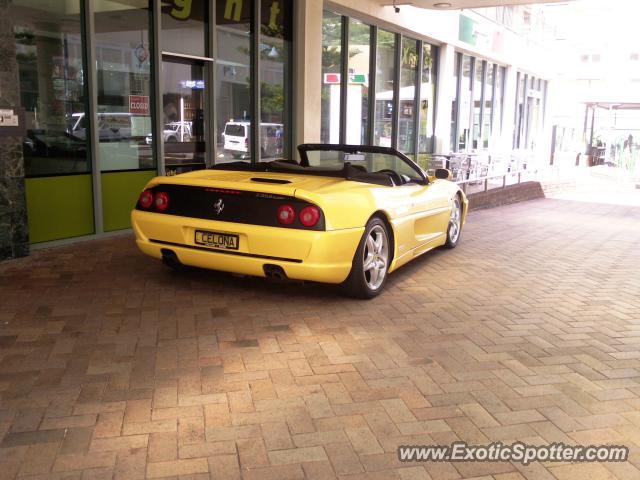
[132,144,468,298]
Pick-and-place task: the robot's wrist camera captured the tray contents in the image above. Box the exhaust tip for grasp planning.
[161,249,184,270]
[263,264,287,281]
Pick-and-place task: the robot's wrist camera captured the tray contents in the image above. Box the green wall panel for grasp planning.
[101,170,156,232]
[25,175,94,244]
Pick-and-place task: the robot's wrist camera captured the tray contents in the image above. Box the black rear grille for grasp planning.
[136,184,325,231]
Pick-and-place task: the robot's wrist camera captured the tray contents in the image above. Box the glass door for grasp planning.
[162,58,207,175]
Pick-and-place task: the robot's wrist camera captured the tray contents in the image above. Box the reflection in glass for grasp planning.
[95,0,154,172]
[161,0,207,57]
[216,2,251,162]
[472,59,484,148]
[12,0,89,176]
[418,43,436,166]
[321,11,342,144]
[162,60,206,174]
[515,73,526,148]
[398,37,418,157]
[482,63,494,148]
[260,0,291,160]
[526,77,542,150]
[451,53,460,151]
[458,55,472,150]
[374,30,395,147]
[492,66,505,141]
[346,19,370,145]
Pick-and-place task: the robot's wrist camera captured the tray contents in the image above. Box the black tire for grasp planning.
[341,217,391,299]
[444,194,463,248]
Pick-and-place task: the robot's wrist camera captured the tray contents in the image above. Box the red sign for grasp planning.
[129,95,150,115]
[324,73,340,84]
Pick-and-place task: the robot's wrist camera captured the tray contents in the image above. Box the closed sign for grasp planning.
[129,95,150,115]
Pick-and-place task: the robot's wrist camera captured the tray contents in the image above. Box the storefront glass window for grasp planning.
[492,66,504,141]
[514,72,526,148]
[346,19,370,145]
[374,30,395,147]
[321,11,342,144]
[418,43,436,164]
[95,0,154,172]
[482,63,494,148]
[161,0,208,57]
[215,1,251,162]
[11,0,95,243]
[12,1,89,177]
[398,37,418,157]
[260,0,291,160]
[458,55,472,150]
[451,53,460,151]
[472,59,484,149]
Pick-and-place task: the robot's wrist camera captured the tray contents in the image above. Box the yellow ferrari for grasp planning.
[132,144,468,298]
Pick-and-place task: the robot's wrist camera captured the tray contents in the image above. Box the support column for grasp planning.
[0,0,29,260]
[293,0,323,153]
[433,43,455,154]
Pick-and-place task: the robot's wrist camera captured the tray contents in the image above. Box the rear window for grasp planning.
[225,124,245,137]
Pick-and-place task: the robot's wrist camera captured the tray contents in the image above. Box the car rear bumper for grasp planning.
[131,210,363,284]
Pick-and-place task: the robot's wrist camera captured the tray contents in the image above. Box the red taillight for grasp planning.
[154,191,170,211]
[299,206,320,227]
[277,204,295,225]
[245,137,249,147]
[139,189,153,209]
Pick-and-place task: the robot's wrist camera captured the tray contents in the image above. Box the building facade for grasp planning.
[0,0,553,260]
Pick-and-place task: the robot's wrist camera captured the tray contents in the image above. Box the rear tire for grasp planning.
[341,217,391,299]
[444,195,462,248]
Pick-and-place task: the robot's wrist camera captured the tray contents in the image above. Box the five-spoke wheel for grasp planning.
[342,217,390,298]
[445,195,462,248]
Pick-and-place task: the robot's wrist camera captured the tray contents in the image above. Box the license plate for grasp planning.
[194,230,239,250]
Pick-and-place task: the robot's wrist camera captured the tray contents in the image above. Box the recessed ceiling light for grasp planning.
[433,2,452,7]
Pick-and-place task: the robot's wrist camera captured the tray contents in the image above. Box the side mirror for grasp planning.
[434,168,452,180]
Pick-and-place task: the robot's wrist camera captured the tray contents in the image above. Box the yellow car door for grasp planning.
[405,179,452,254]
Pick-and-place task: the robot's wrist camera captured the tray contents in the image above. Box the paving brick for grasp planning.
[262,421,294,450]
[146,458,209,478]
[178,440,236,458]
[207,454,241,480]
[89,434,148,452]
[148,432,178,462]
[268,445,328,464]
[40,414,97,430]
[178,416,205,445]
[1,428,66,447]
[324,442,364,475]
[345,427,384,455]
[60,427,94,454]
[19,441,60,476]
[52,451,117,473]
[121,419,176,435]
[237,436,269,469]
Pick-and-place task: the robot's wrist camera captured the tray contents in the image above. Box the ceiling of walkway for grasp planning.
[387,0,569,10]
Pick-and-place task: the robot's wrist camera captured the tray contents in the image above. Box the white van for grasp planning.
[223,121,284,159]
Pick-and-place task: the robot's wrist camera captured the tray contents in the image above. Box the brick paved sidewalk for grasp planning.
[0,198,639,479]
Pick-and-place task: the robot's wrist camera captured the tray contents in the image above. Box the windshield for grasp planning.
[301,146,425,183]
